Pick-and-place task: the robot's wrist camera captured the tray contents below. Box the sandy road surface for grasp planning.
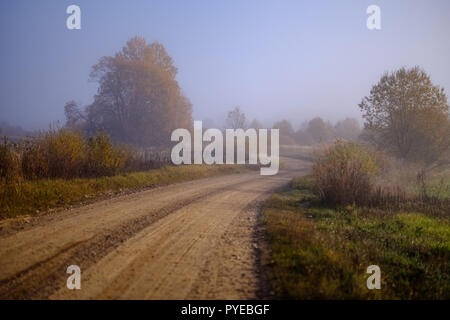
[0,158,309,299]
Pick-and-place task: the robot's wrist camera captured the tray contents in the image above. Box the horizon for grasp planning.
[1,0,450,130]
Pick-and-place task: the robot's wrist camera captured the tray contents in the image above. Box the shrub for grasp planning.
[45,129,85,178]
[312,140,378,206]
[2,128,172,182]
[22,129,85,179]
[85,133,127,177]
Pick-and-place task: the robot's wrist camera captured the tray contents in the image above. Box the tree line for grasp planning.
[224,67,450,167]
[224,106,362,146]
[53,38,450,167]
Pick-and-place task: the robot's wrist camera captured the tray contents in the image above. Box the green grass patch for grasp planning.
[0,165,248,219]
[263,176,450,299]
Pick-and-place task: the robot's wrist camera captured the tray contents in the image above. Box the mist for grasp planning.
[1,0,450,133]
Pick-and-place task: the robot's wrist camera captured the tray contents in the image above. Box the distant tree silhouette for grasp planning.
[334,118,361,141]
[249,119,264,130]
[306,117,334,143]
[64,101,86,131]
[225,106,247,129]
[273,120,294,137]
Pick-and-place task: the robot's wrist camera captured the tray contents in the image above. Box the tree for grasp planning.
[83,37,192,147]
[273,120,294,138]
[249,119,264,130]
[225,106,247,129]
[64,100,86,130]
[334,118,361,141]
[306,117,334,143]
[272,120,295,145]
[359,67,450,164]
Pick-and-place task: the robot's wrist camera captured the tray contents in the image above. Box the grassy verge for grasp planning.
[0,165,248,219]
[263,176,450,299]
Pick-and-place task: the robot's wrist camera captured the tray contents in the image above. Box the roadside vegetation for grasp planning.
[0,129,247,219]
[264,155,450,299]
[263,67,450,299]
[0,38,253,219]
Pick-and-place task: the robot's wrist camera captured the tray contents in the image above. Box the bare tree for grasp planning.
[64,100,86,130]
[225,106,247,129]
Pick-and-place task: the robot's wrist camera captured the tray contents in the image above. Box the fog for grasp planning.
[1,0,450,131]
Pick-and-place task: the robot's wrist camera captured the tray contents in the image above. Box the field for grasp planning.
[279,145,316,162]
[263,175,450,299]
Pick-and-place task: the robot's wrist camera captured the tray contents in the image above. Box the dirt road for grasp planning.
[0,158,309,299]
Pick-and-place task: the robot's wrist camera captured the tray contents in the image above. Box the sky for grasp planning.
[0,0,449,130]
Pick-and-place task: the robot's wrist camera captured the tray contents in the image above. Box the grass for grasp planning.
[415,170,450,199]
[263,176,450,299]
[0,164,248,219]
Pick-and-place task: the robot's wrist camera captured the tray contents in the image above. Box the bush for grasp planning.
[22,129,85,179]
[46,129,85,178]
[1,129,173,183]
[85,133,127,176]
[312,140,378,206]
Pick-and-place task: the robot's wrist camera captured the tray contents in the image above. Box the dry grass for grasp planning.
[0,128,252,219]
[263,142,449,299]
[312,140,378,206]
[263,176,450,299]
[1,129,172,182]
[0,164,248,219]
[310,140,450,215]
[279,145,315,161]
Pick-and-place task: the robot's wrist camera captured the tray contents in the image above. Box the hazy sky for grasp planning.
[1,0,449,130]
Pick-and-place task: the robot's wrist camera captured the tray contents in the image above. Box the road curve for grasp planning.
[0,158,309,299]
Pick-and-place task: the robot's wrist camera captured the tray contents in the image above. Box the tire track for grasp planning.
[0,174,262,299]
[0,158,309,299]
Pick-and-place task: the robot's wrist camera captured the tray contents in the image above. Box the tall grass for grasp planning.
[312,140,378,206]
[0,137,21,183]
[0,164,246,219]
[311,140,449,215]
[263,177,450,299]
[0,129,171,183]
[0,128,252,219]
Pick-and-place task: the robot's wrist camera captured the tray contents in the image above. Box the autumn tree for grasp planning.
[359,67,450,164]
[76,37,192,147]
